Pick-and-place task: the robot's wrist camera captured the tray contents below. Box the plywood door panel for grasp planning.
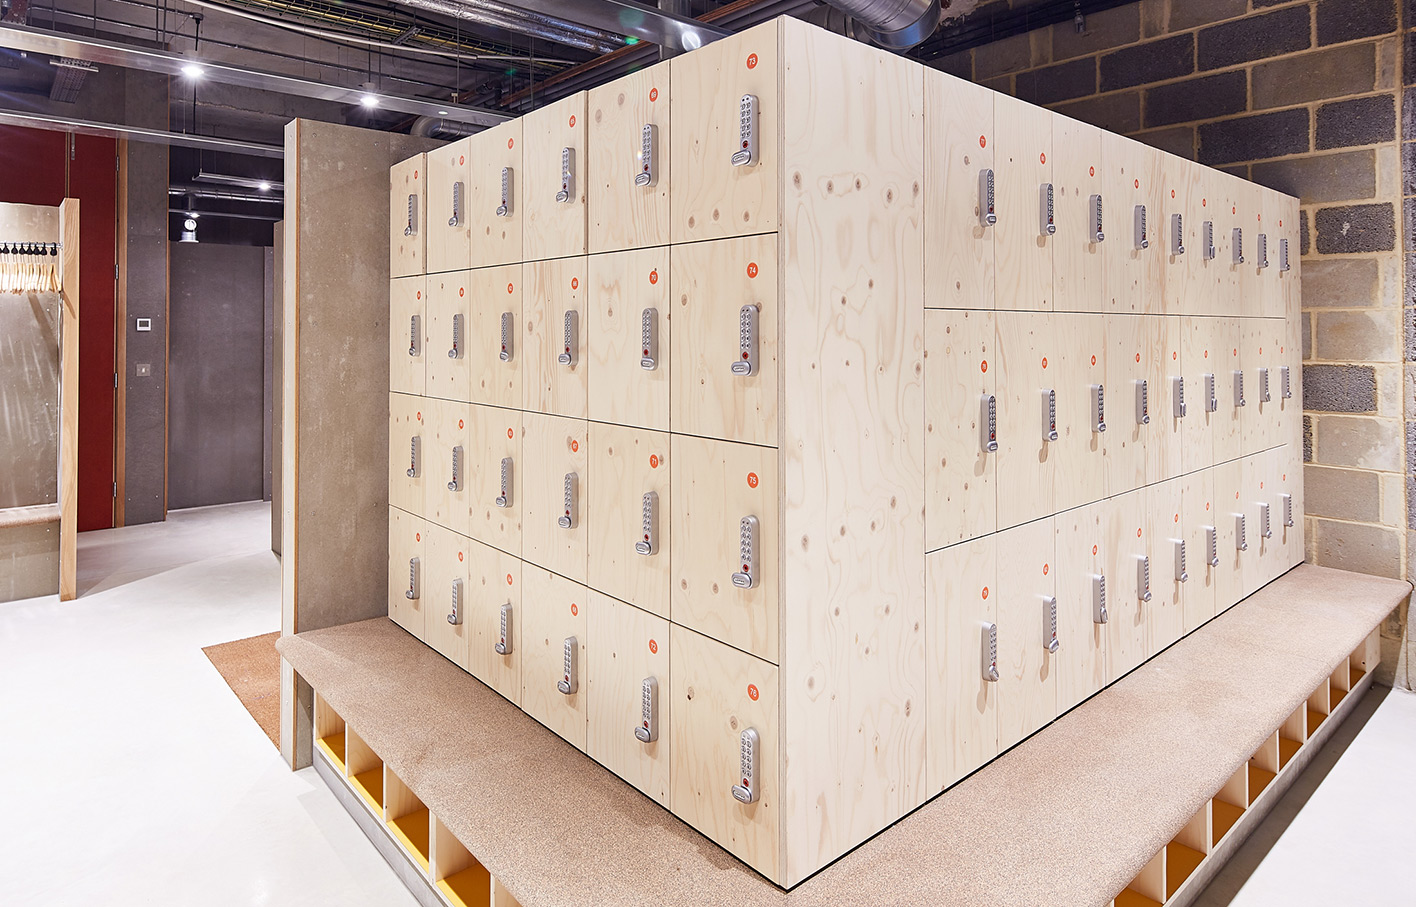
[465,538,522,706]
[923,309,996,549]
[520,411,588,583]
[467,120,523,269]
[588,63,671,253]
[1052,313,1107,513]
[1104,488,1149,683]
[995,311,1056,528]
[925,534,998,792]
[1233,179,1263,319]
[427,139,471,274]
[670,434,777,663]
[993,93,1053,312]
[586,591,670,807]
[995,517,1057,751]
[923,69,993,310]
[390,154,426,277]
[520,565,588,750]
[670,19,779,244]
[1214,317,1245,465]
[1179,316,1215,476]
[523,256,588,418]
[670,234,779,446]
[1191,171,1231,316]
[1242,451,1281,597]
[1212,457,1245,613]
[1101,133,1159,314]
[522,93,588,261]
[1242,318,1275,456]
[669,623,780,883]
[1052,113,1104,313]
[1180,466,1217,634]
[1160,153,1203,315]
[1146,476,1184,656]
[587,423,671,619]
[1275,444,1303,572]
[1258,190,1286,319]
[1279,196,1301,325]
[390,277,427,396]
[1105,314,1147,498]
[1147,315,1184,484]
[424,398,470,536]
[466,264,522,410]
[426,272,471,402]
[1054,499,1106,711]
[424,522,469,667]
[389,505,425,636]
[588,247,670,431]
[389,392,425,517]
[465,403,521,557]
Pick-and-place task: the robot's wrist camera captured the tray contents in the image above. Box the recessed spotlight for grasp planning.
[258,181,272,192]
[437,110,449,116]
[180,63,204,79]
[360,94,379,109]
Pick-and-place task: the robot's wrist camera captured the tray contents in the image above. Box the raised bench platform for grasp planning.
[278,564,1409,907]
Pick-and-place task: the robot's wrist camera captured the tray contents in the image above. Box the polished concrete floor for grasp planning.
[0,501,1409,906]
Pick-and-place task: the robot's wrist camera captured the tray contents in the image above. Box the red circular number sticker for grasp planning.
[570,602,578,617]
[459,287,465,297]
[416,532,421,542]
[1137,528,1143,538]
[747,472,759,488]
[416,411,422,421]
[569,114,576,127]
[1204,350,1209,359]
[1042,563,1049,576]
[459,156,465,166]
[1093,544,1099,555]
[458,419,464,429]
[747,684,759,701]
[571,277,579,290]
[458,551,464,562]
[650,454,660,469]
[1134,179,1140,189]
[414,170,419,179]
[1202,198,1207,207]
[1172,189,1176,199]
[1089,166,1095,177]
[1232,206,1237,215]
[649,639,658,655]
[1175,513,1180,523]
[1173,351,1178,360]
[649,269,659,285]
[746,53,758,69]
[507,283,514,294]
[979,135,987,148]
[571,439,580,453]
[649,87,658,102]
[1135,353,1140,363]
[507,428,514,439]
[506,573,513,585]
[746,262,759,279]
[981,586,989,600]
[1091,354,1097,366]
[1041,357,1048,369]
[417,290,421,300]
[1040,152,1046,164]
[981,360,989,373]
[507,138,514,149]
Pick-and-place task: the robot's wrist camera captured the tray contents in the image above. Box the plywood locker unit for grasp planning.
[669,20,779,244]
[669,233,778,446]
[1179,466,1217,634]
[994,517,1057,751]
[390,153,427,278]
[423,522,470,667]
[464,403,522,557]
[1104,487,1149,682]
[1212,456,1246,612]
[390,277,427,396]
[424,397,471,536]
[461,264,522,409]
[994,311,1056,529]
[923,69,993,310]
[389,505,426,637]
[1179,316,1216,476]
[1159,152,1203,315]
[587,423,671,619]
[925,534,998,791]
[587,62,671,253]
[1146,477,1185,655]
[1105,313,1148,497]
[522,256,588,419]
[521,565,588,749]
[522,92,588,262]
[1101,133,1162,314]
[1212,316,1245,466]
[520,411,588,583]
[670,433,778,662]
[1146,315,1184,485]
[586,590,671,806]
[1051,313,1108,514]
[466,119,523,269]
[427,139,471,274]
[588,246,671,431]
[1051,113,1103,314]
[993,93,1053,312]
[427,272,472,402]
[669,622,780,882]
[923,308,996,549]
[466,538,522,706]
[388,391,425,517]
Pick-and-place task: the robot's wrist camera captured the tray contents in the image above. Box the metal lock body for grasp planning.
[500,311,515,362]
[1233,370,1246,408]
[636,124,659,187]
[1259,501,1272,539]
[448,445,463,492]
[732,94,759,167]
[559,472,579,529]
[1236,513,1248,552]
[1258,367,1270,403]
[1137,555,1152,603]
[1174,538,1188,584]
[1093,573,1108,624]
[731,515,759,589]
[1040,183,1056,236]
[635,676,660,743]
[558,310,579,367]
[1280,365,1292,400]
[1257,233,1269,269]
[558,636,578,694]
[1279,238,1291,272]
[1204,373,1218,413]
[1135,379,1150,426]
[981,622,999,682]
[449,313,464,360]
[495,602,513,655]
[407,435,421,478]
[1043,388,1058,442]
[409,314,422,358]
[731,728,760,804]
[1173,376,1186,419]
[1091,383,1107,433]
[448,577,463,625]
[1043,596,1059,654]
[1089,194,1105,243]
[1232,227,1244,265]
[496,167,514,217]
[556,147,575,204]
[407,557,421,600]
[979,169,996,227]
[732,305,760,376]
[640,307,659,370]
[1202,221,1216,260]
[1281,493,1294,528]
[495,456,513,508]
[1170,213,1185,256]
[635,490,659,556]
[1134,204,1148,250]
[1205,525,1219,567]
[981,394,998,452]
[449,181,462,228]
[405,194,418,236]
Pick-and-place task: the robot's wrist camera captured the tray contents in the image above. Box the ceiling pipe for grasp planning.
[409,115,481,139]
[484,0,731,52]
[819,0,941,49]
[390,0,630,54]
[0,107,285,157]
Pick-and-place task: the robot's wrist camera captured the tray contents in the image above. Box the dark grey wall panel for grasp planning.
[0,292,60,511]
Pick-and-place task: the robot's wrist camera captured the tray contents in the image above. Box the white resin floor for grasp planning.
[0,501,1409,906]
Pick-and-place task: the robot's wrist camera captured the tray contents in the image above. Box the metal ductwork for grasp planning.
[410,116,481,140]
[820,0,942,50]
[390,0,631,54]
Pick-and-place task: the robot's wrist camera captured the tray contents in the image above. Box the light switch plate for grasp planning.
[135,317,152,332]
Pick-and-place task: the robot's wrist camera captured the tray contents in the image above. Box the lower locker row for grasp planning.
[385,513,782,878]
[389,394,780,662]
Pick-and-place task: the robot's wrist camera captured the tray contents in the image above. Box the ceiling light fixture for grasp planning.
[258,181,271,191]
[180,62,204,79]
[360,94,380,109]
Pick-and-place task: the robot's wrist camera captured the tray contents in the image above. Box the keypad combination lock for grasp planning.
[1232,227,1245,265]
[496,167,513,217]
[1136,379,1150,426]
[449,313,464,360]
[500,311,514,362]
[981,622,999,683]
[1043,388,1058,442]
[449,181,462,228]
[1173,376,1187,419]
[409,314,422,358]
[979,169,997,227]
[1089,194,1105,243]
[406,557,421,601]
[448,445,463,492]
[1202,221,1216,260]
[1039,183,1056,236]
[1281,492,1294,528]
[407,436,421,479]
[732,728,761,804]
[1204,373,1218,413]
[1091,383,1107,433]
[558,310,579,367]
[558,636,578,695]
[495,602,513,655]
[1205,525,1220,567]
[1236,514,1248,552]
[1259,502,1272,540]
[1257,233,1269,270]
[732,304,760,377]
[1174,539,1188,584]
[448,578,463,626]
[981,394,998,453]
[636,124,659,188]
[1093,573,1108,624]
[1258,367,1270,403]
[641,307,659,370]
[556,147,575,204]
[1280,365,1292,400]
[731,515,759,589]
[1233,370,1246,408]
[732,94,759,167]
[1134,204,1149,250]
[1137,555,1152,603]
[496,456,513,508]
[636,491,659,556]
[1279,238,1291,272]
[1043,596,1060,654]
[1170,213,1185,256]
[559,472,579,529]
[635,676,660,743]
[405,194,418,237]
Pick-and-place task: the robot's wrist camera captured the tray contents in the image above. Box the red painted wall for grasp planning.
[1,126,117,531]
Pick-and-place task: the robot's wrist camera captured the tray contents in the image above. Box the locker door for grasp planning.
[588,247,671,431]
[1158,152,1202,315]
[588,62,671,254]
[925,534,998,792]
[669,623,780,884]
[423,522,469,668]
[520,411,589,583]
[465,264,521,410]
[1234,180,1264,319]
[587,423,671,620]
[994,94,1053,312]
[1212,458,1245,612]
[467,119,523,269]
[1193,171,1232,317]
[1241,452,1280,597]
[390,154,426,278]
[523,256,588,419]
[426,272,470,403]
[924,309,996,549]
[1242,318,1276,456]
[923,70,993,310]
[1278,196,1301,324]
[389,392,425,517]
[389,506,426,637]
[1054,499,1106,711]
[670,434,778,663]
[1179,466,1217,635]
[426,138,470,275]
[521,565,588,750]
[669,19,779,244]
[1104,488,1148,683]
[424,398,470,536]
[670,234,778,446]
[465,539,521,707]
[390,277,427,396]
[1258,189,1287,319]
[523,92,588,262]
[1214,317,1245,464]
[465,403,521,556]
[587,591,671,807]
[994,311,1056,529]
[1101,133,1160,314]
[1146,477,1184,656]
[1147,315,1184,484]
[1105,314,1148,497]
[1052,113,1103,314]
[1051,313,1107,513]
[995,517,1057,751]
[1179,316,1216,475]
[1275,445,1304,572]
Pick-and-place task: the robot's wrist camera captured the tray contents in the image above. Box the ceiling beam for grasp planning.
[0,107,286,157]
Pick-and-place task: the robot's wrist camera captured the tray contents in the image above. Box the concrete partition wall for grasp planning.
[279,121,440,768]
